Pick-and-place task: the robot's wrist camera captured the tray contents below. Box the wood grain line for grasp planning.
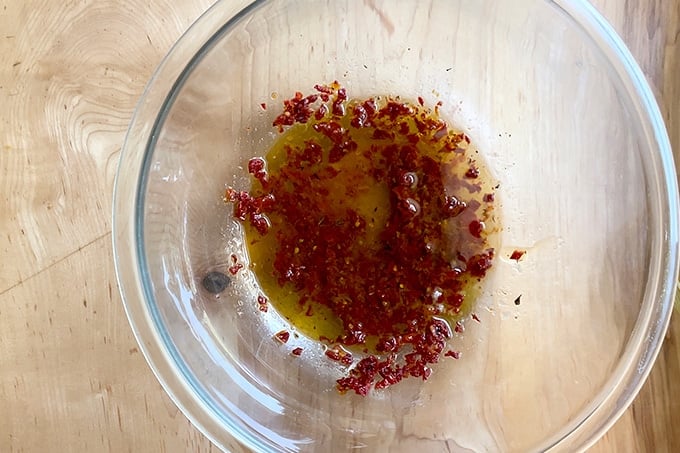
[0,231,111,298]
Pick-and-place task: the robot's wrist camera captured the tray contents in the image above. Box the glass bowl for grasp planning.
[113,0,679,451]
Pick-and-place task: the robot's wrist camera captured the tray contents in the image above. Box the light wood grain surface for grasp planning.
[0,0,678,451]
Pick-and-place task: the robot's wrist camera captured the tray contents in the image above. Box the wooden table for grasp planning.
[1,0,678,451]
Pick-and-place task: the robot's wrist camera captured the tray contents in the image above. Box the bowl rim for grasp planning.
[112,0,680,451]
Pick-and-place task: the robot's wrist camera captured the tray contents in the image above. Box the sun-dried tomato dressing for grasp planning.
[226,83,498,394]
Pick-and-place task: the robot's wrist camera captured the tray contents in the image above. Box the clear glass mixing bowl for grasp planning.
[113,0,679,451]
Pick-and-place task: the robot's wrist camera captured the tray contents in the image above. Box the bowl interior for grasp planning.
[132,0,673,451]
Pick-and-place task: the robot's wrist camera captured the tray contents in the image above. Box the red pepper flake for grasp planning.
[405,134,418,144]
[336,318,453,394]
[272,91,320,131]
[247,157,265,175]
[275,330,290,343]
[380,101,413,121]
[224,188,250,220]
[325,349,340,361]
[376,336,398,353]
[443,195,467,218]
[228,254,244,275]
[314,83,334,95]
[257,294,268,312]
[510,249,526,261]
[468,220,484,238]
[328,138,358,164]
[315,103,328,120]
[312,121,344,143]
[336,355,380,396]
[325,347,353,366]
[332,88,347,116]
[472,313,481,322]
[399,122,411,136]
[362,98,377,117]
[225,83,498,395]
[465,165,479,179]
[260,102,267,110]
[248,157,268,186]
[225,188,274,234]
[250,214,270,235]
[372,128,394,140]
[291,347,303,356]
[445,350,461,359]
[351,104,368,128]
[467,250,494,278]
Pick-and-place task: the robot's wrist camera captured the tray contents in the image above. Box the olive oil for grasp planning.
[238,93,498,349]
